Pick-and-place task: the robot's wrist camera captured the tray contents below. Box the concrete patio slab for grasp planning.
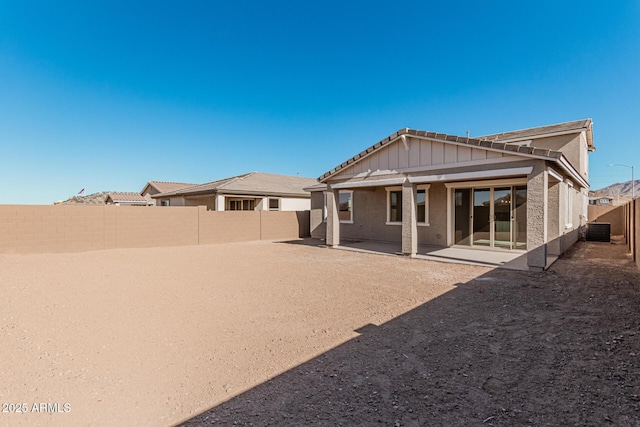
[336,240,558,271]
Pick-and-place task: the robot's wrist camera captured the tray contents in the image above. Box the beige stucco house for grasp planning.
[589,196,614,206]
[150,172,318,211]
[307,119,595,271]
[140,181,197,205]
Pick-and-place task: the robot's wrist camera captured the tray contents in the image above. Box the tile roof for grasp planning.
[318,127,565,182]
[153,172,319,198]
[106,192,151,203]
[56,192,109,205]
[303,182,329,191]
[477,119,593,148]
[142,181,197,194]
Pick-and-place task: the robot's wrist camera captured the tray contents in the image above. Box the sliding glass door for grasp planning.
[454,184,527,250]
[472,188,491,247]
[493,187,512,248]
[513,186,527,249]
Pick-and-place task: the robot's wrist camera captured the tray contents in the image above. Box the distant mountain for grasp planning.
[591,180,639,198]
[54,192,111,205]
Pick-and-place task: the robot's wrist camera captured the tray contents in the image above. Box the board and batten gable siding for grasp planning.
[332,136,522,180]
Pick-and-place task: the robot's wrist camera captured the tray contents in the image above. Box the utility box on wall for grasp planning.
[586,222,611,242]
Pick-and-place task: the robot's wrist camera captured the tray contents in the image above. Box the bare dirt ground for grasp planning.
[1,239,639,426]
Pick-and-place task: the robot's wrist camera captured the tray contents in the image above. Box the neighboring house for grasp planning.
[307,119,595,271]
[140,181,197,205]
[105,192,154,206]
[55,192,109,205]
[151,172,318,211]
[589,196,613,206]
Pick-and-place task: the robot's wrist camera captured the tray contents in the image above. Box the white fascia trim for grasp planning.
[557,156,589,188]
[330,177,406,189]
[409,167,533,184]
[445,177,528,189]
[304,185,328,192]
[223,194,263,199]
[547,167,563,182]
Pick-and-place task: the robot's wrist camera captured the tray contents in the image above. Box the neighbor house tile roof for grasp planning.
[106,192,151,203]
[143,181,197,194]
[56,192,109,205]
[318,128,565,182]
[152,172,319,198]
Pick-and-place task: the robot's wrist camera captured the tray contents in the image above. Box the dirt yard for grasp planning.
[1,239,639,426]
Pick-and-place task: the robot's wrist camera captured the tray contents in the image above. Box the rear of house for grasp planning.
[308,119,595,271]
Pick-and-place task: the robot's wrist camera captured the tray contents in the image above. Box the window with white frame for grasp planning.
[228,199,256,211]
[566,181,573,228]
[417,185,430,225]
[268,198,280,211]
[386,185,430,225]
[323,192,327,222]
[387,188,403,224]
[338,190,353,223]
[160,199,170,206]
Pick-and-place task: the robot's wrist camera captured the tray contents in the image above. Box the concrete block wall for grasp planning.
[0,205,309,254]
[260,211,309,241]
[104,206,199,249]
[0,205,105,253]
[631,199,640,268]
[588,204,626,235]
[198,210,261,244]
[309,192,326,239]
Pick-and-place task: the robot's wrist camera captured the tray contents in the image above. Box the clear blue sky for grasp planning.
[1,1,638,204]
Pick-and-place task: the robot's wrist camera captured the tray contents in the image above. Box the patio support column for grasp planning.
[547,179,561,257]
[527,163,548,271]
[401,180,418,256]
[326,188,340,248]
[215,194,225,211]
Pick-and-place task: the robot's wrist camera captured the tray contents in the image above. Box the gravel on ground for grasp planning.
[1,239,638,426]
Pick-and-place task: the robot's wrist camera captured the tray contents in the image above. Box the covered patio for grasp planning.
[334,239,559,271]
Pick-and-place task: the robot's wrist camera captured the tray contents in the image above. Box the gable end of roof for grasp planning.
[318,126,568,182]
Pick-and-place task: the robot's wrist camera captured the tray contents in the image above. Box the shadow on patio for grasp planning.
[280,238,545,271]
[179,241,640,426]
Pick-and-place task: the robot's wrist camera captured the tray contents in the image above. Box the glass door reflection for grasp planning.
[493,187,512,249]
[472,188,491,247]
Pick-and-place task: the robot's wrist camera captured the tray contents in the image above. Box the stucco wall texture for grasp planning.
[0,205,309,254]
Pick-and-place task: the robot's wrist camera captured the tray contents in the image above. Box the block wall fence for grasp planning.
[634,198,639,268]
[0,205,310,254]
[588,204,626,235]
[611,199,638,268]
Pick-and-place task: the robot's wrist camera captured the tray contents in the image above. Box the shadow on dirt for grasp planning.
[180,241,640,426]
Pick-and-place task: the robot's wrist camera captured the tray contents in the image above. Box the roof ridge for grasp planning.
[216,172,253,189]
[318,127,568,182]
[109,191,147,197]
[149,180,196,185]
[477,118,592,140]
